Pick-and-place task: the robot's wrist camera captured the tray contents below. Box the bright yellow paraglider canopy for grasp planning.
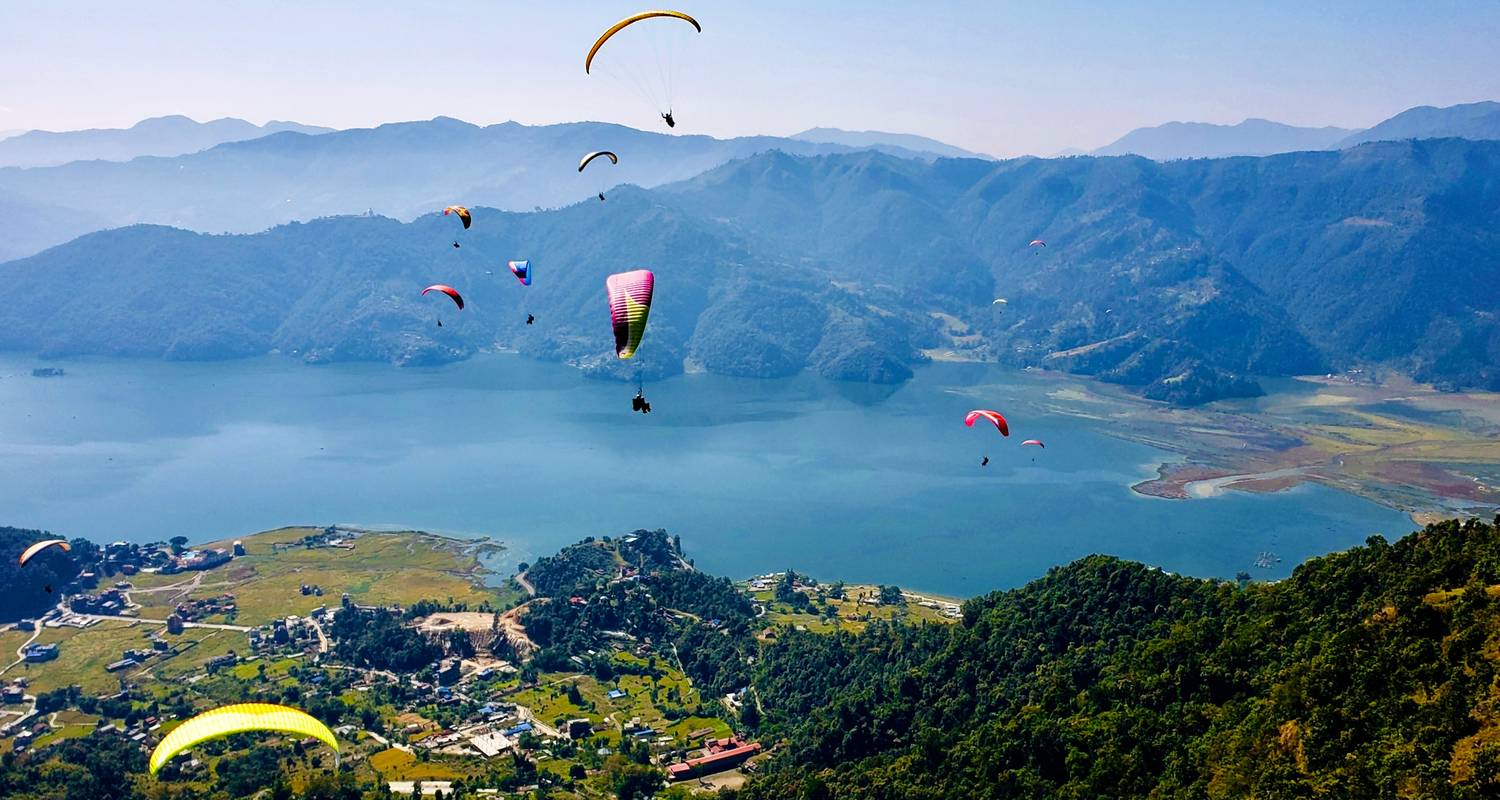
[585,11,701,74]
[150,703,338,776]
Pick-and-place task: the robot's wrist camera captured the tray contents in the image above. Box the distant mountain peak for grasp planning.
[0,115,333,168]
[1093,118,1354,160]
[790,127,991,160]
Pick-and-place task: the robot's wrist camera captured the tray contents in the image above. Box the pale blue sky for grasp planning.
[2,1,1497,155]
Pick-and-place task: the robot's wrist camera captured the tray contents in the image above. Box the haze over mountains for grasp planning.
[0,118,968,263]
[790,127,992,160]
[3,137,1495,404]
[1092,100,1500,160]
[0,115,332,168]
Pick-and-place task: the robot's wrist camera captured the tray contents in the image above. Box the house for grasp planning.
[1,685,24,704]
[436,659,461,687]
[502,722,532,737]
[468,730,514,758]
[607,688,628,700]
[22,643,58,663]
[667,738,763,781]
[106,657,139,673]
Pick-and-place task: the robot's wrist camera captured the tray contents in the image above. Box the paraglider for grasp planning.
[423,283,462,309]
[526,314,535,325]
[980,456,989,467]
[443,206,472,229]
[1029,239,1046,248]
[1021,439,1045,448]
[608,269,656,413]
[580,151,619,201]
[422,284,464,328]
[586,11,702,127]
[508,260,533,287]
[18,539,69,566]
[607,270,654,360]
[149,703,339,776]
[964,409,1009,437]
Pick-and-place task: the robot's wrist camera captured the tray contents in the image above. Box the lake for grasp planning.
[0,354,1412,596]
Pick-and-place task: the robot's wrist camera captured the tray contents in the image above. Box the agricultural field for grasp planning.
[751,583,960,636]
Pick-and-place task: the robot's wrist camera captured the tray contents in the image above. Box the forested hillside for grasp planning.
[3,138,1497,401]
[732,517,1500,799]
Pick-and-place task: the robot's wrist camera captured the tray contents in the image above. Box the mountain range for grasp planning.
[2,137,1495,403]
[0,115,331,169]
[0,118,970,263]
[791,127,992,159]
[1093,100,1500,160]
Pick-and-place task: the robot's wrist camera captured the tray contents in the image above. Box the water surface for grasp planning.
[0,355,1412,595]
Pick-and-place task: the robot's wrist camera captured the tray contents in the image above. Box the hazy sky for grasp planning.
[3,1,1498,156]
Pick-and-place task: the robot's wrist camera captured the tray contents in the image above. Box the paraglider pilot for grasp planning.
[662,110,675,128]
[632,391,652,414]
[526,314,535,325]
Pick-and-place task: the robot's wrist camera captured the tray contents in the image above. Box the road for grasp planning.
[515,571,536,598]
[0,625,44,678]
[71,613,251,632]
[309,616,330,653]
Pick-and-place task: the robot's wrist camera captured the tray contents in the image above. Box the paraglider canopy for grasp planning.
[508,260,533,286]
[578,151,619,172]
[1021,439,1045,448]
[964,409,1009,437]
[585,11,702,127]
[443,206,472,229]
[606,269,655,359]
[1029,239,1046,247]
[585,11,702,74]
[18,539,69,566]
[421,284,464,310]
[150,703,339,776]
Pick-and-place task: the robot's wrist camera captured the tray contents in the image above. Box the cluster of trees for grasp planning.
[727,517,1500,799]
[328,606,440,672]
[0,526,95,622]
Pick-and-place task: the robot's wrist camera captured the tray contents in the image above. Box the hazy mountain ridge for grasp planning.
[791,127,991,159]
[0,192,930,385]
[1093,118,1353,159]
[0,117,951,262]
[1336,100,1500,148]
[0,114,331,168]
[1092,100,1500,161]
[1,138,1494,401]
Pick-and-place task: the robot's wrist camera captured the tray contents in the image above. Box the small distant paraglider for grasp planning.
[580,150,619,201]
[422,284,464,327]
[964,409,1009,437]
[18,539,69,566]
[586,11,702,128]
[966,409,1008,469]
[1021,439,1045,449]
[1029,239,1046,250]
[508,260,533,287]
[443,206,472,229]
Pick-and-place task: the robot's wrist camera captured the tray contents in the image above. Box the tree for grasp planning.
[169,536,189,554]
[877,585,904,606]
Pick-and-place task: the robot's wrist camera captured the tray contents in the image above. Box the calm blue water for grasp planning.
[0,354,1411,595]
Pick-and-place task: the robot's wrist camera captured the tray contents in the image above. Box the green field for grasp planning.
[754,583,959,636]
[12,528,500,700]
[14,621,155,694]
[184,528,499,626]
[509,653,733,749]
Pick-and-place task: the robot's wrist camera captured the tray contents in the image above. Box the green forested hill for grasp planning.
[7,138,1494,403]
[732,517,1500,799]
